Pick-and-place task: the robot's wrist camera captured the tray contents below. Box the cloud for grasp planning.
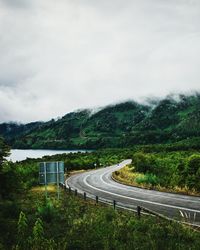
[0,0,200,122]
[1,0,30,8]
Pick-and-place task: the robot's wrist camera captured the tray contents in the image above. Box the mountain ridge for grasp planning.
[1,93,200,149]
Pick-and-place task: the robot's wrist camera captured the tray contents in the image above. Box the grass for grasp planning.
[112,165,200,196]
[2,183,200,249]
[31,185,57,193]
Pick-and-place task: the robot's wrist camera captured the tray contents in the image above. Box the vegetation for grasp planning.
[113,150,200,195]
[20,189,200,249]
[1,93,200,149]
[3,185,200,250]
[1,130,200,248]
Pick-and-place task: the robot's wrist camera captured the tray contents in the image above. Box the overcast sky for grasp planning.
[0,0,200,123]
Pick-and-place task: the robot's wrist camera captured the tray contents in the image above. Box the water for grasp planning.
[7,149,90,162]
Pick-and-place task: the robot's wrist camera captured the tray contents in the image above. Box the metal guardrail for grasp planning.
[59,183,200,231]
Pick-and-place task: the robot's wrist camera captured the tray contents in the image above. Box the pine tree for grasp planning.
[0,136,10,166]
[33,218,44,240]
[16,211,28,249]
[32,217,56,250]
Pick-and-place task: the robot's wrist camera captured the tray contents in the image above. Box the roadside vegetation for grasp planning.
[113,151,200,195]
[1,137,200,249]
[3,185,200,250]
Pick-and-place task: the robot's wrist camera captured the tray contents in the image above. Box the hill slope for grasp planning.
[1,94,200,149]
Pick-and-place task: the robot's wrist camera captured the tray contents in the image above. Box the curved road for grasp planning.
[66,160,200,225]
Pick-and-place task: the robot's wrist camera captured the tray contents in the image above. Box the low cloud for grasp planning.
[0,0,200,122]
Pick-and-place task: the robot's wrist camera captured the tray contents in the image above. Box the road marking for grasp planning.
[83,174,200,214]
[184,212,188,219]
[66,160,200,216]
[99,169,200,204]
[179,210,184,217]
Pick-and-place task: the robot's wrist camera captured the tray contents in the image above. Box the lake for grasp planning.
[7,149,90,162]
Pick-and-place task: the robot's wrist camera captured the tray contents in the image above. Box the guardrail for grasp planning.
[59,183,200,231]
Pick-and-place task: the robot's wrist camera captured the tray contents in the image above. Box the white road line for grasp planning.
[179,210,184,217]
[99,169,200,204]
[184,212,188,219]
[83,174,200,213]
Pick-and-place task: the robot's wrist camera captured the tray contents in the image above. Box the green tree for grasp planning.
[37,199,56,223]
[0,136,10,167]
[33,218,44,244]
[0,137,24,198]
[132,152,155,173]
[186,154,200,175]
[16,211,28,249]
[0,137,13,199]
[32,218,56,250]
[185,154,200,190]
[0,161,23,199]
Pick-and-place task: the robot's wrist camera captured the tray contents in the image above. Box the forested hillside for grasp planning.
[1,94,200,149]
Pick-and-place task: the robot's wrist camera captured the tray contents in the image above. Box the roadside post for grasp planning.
[56,162,59,200]
[39,161,65,200]
[137,206,141,218]
[113,200,116,210]
[44,162,47,199]
[84,192,86,200]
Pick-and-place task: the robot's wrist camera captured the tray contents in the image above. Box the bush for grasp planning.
[186,154,200,175]
[132,152,155,173]
[37,199,57,223]
[136,173,159,186]
[185,154,200,190]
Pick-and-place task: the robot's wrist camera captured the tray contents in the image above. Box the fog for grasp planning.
[0,0,200,122]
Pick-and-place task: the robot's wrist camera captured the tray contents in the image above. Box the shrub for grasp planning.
[37,199,57,223]
[132,152,155,173]
[135,173,159,186]
[185,154,200,191]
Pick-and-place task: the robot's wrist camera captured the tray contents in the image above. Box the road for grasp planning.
[66,160,200,225]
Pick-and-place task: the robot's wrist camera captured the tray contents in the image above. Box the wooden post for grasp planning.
[113,200,116,210]
[137,206,141,218]
[75,189,77,196]
[84,192,86,200]
[96,196,98,204]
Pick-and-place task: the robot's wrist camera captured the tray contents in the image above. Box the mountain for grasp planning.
[1,94,200,149]
[0,121,43,144]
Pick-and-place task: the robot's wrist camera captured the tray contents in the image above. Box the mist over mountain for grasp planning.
[1,93,200,149]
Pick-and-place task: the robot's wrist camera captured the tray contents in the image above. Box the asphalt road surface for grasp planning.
[66,160,200,225]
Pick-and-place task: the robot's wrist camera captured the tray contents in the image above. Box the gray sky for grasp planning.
[0,0,200,122]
